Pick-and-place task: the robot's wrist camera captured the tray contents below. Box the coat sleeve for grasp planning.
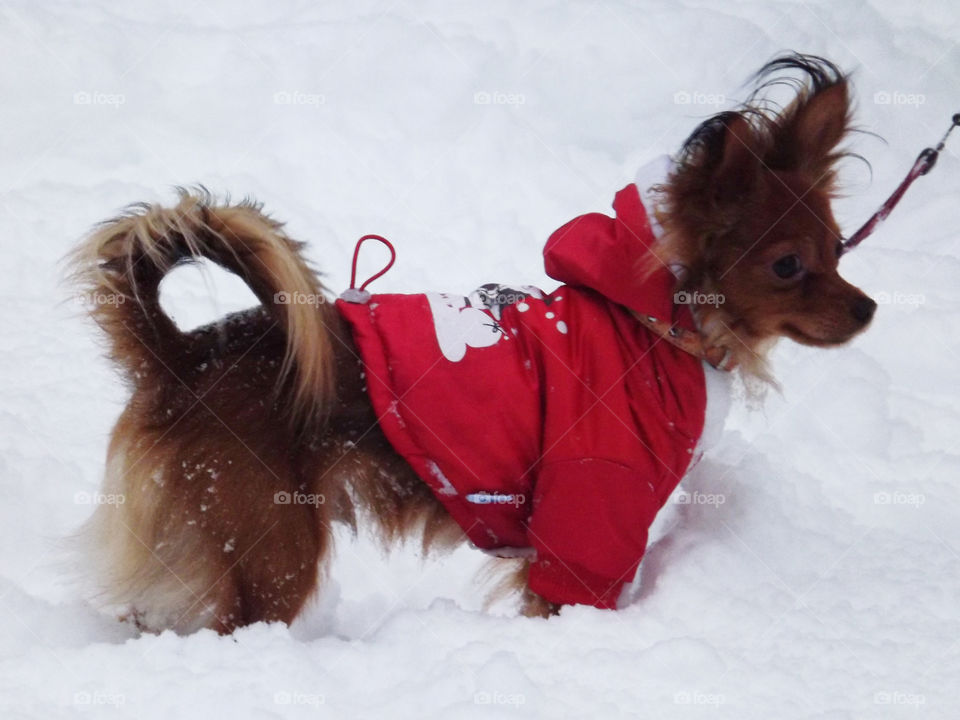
[525,458,661,609]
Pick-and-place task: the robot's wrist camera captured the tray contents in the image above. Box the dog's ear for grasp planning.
[773,80,851,185]
[712,114,762,205]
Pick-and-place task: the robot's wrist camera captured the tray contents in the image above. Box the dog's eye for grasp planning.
[772,254,803,279]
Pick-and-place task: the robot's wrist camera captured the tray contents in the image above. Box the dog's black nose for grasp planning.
[852,296,877,324]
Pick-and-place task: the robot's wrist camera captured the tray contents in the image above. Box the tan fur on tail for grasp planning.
[69,188,336,424]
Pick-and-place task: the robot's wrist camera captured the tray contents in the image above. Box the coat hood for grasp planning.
[543,183,695,333]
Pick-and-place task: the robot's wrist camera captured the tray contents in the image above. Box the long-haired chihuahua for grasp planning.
[70,53,875,633]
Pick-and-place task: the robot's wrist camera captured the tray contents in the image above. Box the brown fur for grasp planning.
[69,53,875,633]
[70,194,463,632]
[651,55,874,377]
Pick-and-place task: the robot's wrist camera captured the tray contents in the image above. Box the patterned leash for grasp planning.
[841,113,959,254]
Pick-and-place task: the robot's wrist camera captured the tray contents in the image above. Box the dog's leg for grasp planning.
[79,319,334,634]
[229,498,328,629]
[481,558,561,618]
[516,561,562,618]
[164,409,331,632]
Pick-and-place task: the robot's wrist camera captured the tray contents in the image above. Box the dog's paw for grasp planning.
[520,590,561,619]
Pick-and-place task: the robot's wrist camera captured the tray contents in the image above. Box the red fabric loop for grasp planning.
[350,234,396,291]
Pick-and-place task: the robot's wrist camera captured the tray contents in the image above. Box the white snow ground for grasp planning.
[1,0,959,717]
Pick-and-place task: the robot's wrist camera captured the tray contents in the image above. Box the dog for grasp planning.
[70,53,875,633]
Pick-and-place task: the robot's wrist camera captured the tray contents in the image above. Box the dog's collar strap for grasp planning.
[630,310,736,372]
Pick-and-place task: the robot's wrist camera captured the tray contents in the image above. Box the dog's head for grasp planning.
[658,53,875,372]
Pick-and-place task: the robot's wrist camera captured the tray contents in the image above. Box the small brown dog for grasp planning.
[71,54,874,633]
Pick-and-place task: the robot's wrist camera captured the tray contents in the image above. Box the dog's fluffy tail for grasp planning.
[69,188,335,423]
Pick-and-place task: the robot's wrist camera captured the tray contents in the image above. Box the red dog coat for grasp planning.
[336,184,707,608]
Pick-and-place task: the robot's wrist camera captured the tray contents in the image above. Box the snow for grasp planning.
[426,459,458,497]
[2,0,959,717]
